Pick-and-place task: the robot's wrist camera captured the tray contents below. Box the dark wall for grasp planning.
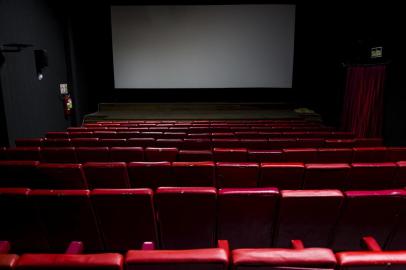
[0,0,70,146]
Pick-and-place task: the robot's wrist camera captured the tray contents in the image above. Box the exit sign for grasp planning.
[371,47,383,58]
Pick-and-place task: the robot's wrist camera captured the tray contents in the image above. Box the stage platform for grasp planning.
[83,103,320,123]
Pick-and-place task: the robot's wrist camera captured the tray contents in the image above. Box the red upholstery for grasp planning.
[15,138,43,147]
[394,161,406,187]
[46,132,69,139]
[303,164,351,189]
[37,163,87,189]
[83,162,130,189]
[336,250,406,269]
[213,148,247,162]
[348,163,397,190]
[91,189,157,251]
[247,150,283,162]
[275,190,344,248]
[144,148,178,162]
[6,147,41,161]
[0,161,40,188]
[155,187,217,249]
[127,138,156,148]
[40,147,77,163]
[269,138,297,148]
[283,148,318,163]
[128,162,174,188]
[232,248,336,269]
[68,131,94,138]
[30,189,102,252]
[331,189,405,251]
[352,147,387,162]
[217,188,279,248]
[99,139,127,147]
[71,138,100,147]
[110,147,144,162]
[317,148,353,163]
[182,138,211,150]
[178,150,213,161]
[125,247,228,270]
[260,163,304,189]
[296,138,325,148]
[0,188,46,252]
[155,139,183,148]
[324,139,355,148]
[76,147,110,162]
[386,147,406,162]
[42,138,72,147]
[0,254,18,270]
[93,131,118,139]
[216,162,259,188]
[354,137,384,147]
[172,162,215,186]
[240,139,269,149]
[212,138,240,148]
[15,253,123,270]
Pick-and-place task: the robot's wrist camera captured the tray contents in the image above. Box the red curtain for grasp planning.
[341,65,386,137]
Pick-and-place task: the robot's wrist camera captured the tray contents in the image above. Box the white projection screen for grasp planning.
[111,5,296,89]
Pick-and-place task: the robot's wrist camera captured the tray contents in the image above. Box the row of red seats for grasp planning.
[2,187,406,254]
[1,237,406,269]
[2,146,404,163]
[1,161,406,190]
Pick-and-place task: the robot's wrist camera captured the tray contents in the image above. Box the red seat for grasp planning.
[128,162,174,188]
[127,138,156,148]
[354,137,384,147]
[212,139,241,148]
[99,139,127,147]
[5,147,41,161]
[0,254,18,270]
[182,138,211,150]
[352,147,387,162]
[324,139,355,148]
[317,148,353,163]
[93,131,118,139]
[0,188,46,252]
[155,139,183,148]
[68,131,94,138]
[110,147,144,162]
[177,150,213,161]
[217,188,279,249]
[30,189,103,252]
[144,148,178,162]
[268,138,297,148]
[239,139,269,149]
[348,163,397,190]
[331,190,405,251]
[386,147,406,162]
[42,139,72,147]
[232,246,336,270]
[125,243,229,270]
[275,190,344,248]
[303,164,351,189]
[394,161,406,187]
[40,147,77,163]
[15,253,123,270]
[37,163,87,189]
[296,138,325,148]
[216,162,259,188]
[283,148,318,163]
[247,150,283,162]
[172,162,215,187]
[83,162,130,189]
[336,250,406,270]
[76,147,110,162]
[15,138,43,147]
[213,148,247,162]
[91,189,157,251]
[46,132,69,139]
[162,132,187,139]
[71,138,100,147]
[155,187,217,249]
[0,161,40,188]
[260,163,304,189]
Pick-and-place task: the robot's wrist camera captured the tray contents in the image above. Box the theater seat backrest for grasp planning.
[91,189,157,251]
[218,188,279,249]
[172,162,215,187]
[386,147,406,162]
[0,161,40,188]
[128,162,174,188]
[0,188,46,252]
[352,147,387,162]
[303,164,351,189]
[336,251,406,270]
[71,138,100,147]
[216,162,259,188]
[177,150,213,161]
[260,163,304,189]
[76,147,110,163]
[110,147,144,162]
[155,187,217,249]
[15,138,43,147]
[15,253,123,270]
[40,147,77,163]
[145,148,178,162]
[83,162,130,189]
[232,248,336,270]
[248,150,283,162]
[283,148,318,163]
[213,148,247,162]
[30,190,102,252]
[331,190,405,251]
[317,148,353,163]
[348,163,397,190]
[274,190,344,248]
[0,254,18,270]
[37,164,87,189]
[394,161,406,188]
[6,147,41,161]
[125,248,228,270]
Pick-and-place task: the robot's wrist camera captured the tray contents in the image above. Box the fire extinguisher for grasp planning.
[63,94,73,117]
